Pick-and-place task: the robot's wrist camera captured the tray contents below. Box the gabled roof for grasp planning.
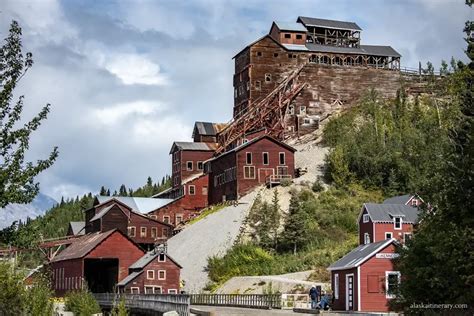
[90,205,116,222]
[95,196,175,214]
[68,221,85,236]
[193,122,227,137]
[116,271,143,287]
[169,141,216,154]
[328,239,397,271]
[363,203,420,224]
[272,21,307,32]
[51,229,119,262]
[383,194,413,205]
[297,16,362,31]
[129,249,182,270]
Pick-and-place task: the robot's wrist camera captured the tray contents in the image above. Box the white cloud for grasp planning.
[91,101,163,125]
[105,54,168,85]
[132,117,191,146]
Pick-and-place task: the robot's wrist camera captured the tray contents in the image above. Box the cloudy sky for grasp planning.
[0,0,471,200]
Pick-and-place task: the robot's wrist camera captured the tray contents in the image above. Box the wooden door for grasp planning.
[258,168,274,183]
[346,274,354,311]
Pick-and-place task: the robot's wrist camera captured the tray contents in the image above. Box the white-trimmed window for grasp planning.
[279,152,285,165]
[287,105,295,115]
[385,232,393,240]
[244,166,255,179]
[262,152,269,165]
[168,289,178,294]
[246,152,252,165]
[403,232,412,243]
[147,270,155,280]
[363,214,370,223]
[140,227,147,237]
[162,228,169,237]
[186,161,193,171]
[385,271,401,298]
[131,287,140,294]
[158,270,166,280]
[189,185,195,195]
[197,161,203,170]
[394,217,402,230]
[151,227,157,239]
[255,80,261,90]
[163,216,170,224]
[158,253,166,262]
[149,215,157,220]
[364,233,370,244]
[334,274,339,299]
[128,226,136,237]
[145,286,161,294]
[265,73,272,82]
[300,106,306,115]
[176,214,183,224]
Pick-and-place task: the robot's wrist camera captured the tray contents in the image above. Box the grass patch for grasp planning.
[187,203,228,225]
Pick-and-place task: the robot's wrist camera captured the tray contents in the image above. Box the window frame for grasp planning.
[385,271,401,299]
[296,34,303,40]
[363,214,370,223]
[158,270,166,280]
[131,287,140,294]
[300,105,307,115]
[403,232,412,243]
[168,289,178,294]
[151,227,157,239]
[188,185,195,195]
[265,73,272,82]
[186,161,193,171]
[176,214,183,224]
[255,80,261,90]
[197,161,203,170]
[284,33,291,39]
[364,232,370,244]
[385,232,393,240]
[246,152,252,165]
[146,270,155,280]
[163,216,170,224]
[140,227,147,238]
[158,253,166,262]
[262,152,269,165]
[279,152,286,165]
[394,217,402,230]
[243,166,256,179]
[334,273,339,299]
[128,226,136,238]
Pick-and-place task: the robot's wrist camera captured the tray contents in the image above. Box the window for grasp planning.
[284,33,291,39]
[262,152,269,165]
[288,53,292,58]
[246,81,250,91]
[256,51,262,57]
[385,232,393,240]
[197,161,203,170]
[202,186,208,195]
[163,216,170,224]
[189,185,195,195]
[158,270,166,280]
[162,228,169,237]
[364,233,370,244]
[246,152,252,165]
[279,152,285,165]
[334,274,339,299]
[255,81,261,90]
[140,227,147,237]
[147,270,155,280]
[273,53,279,57]
[128,226,136,237]
[131,287,140,294]
[176,214,183,223]
[403,233,412,243]
[151,227,157,239]
[363,214,370,223]
[168,289,178,294]
[296,34,303,40]
[265,73,272,82]
[158,253,166,262]
[411,199,418,206]
[299,106,306,115]
[186,161,193,171]
[385,271,401,298]
[145,286,161,294]
[149,215,157,220]
[394,217,402,230]
[287,105,295,115]
[244,166,256,179]
[303,118,311,124]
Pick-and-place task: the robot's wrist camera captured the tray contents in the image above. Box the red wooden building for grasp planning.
[206,135,296,204]
[85,197,174,248]
[117,249,182,295]
[358,201,420,245]
[192,121,226,143]
[328,239,400,312]
[50,229,145,296]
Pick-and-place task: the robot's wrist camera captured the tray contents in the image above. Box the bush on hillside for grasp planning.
[65,289,101,316]
[311,179,324,193]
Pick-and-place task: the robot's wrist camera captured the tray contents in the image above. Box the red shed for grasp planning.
[117,250,182,295]
[50,229,145,296]
[206,135,296,204]
[328,239,401,312]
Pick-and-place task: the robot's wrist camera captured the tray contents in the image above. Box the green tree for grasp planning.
[280,190,307,254]
[24,271,54,316]
[111,297,129,316]
[0,262,26,315]
[99,186,107,196]
[65,289,101,316]
[0,21,58,208]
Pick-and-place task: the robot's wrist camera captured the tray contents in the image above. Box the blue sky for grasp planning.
[0,0,471,200]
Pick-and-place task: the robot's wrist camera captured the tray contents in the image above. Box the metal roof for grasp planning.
[169,142,216,154]
[90,205,115,222]
[274,21,307,32]
[68,221,85,235]
[364,203,420,223]
[51,230,117,262]
[297,16,362,31]
[116,271,143,287]
[328,239,395,270]
[95,196,175,214]
[383,194,413,205]
[282,44,308,51]
[129,249,183,270]
[303,43,401,58]
[360,45,402,58]
[193,122,227,137]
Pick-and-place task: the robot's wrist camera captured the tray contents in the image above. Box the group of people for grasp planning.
[309,285,331,310]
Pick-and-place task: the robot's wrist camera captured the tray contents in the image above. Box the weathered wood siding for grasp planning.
[208,152,238,205]
[331,267,358,311]
[373,222,414,244]
[172,149,214,188]
[51,259,83,296]
[100,205,128,234]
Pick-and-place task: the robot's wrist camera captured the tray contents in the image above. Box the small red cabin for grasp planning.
[206,135,296,204]
[328,239,401,312]
[50,229,145,296]
[117,250,182,295]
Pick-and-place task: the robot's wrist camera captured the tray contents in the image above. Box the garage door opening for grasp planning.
[84,258,118,293]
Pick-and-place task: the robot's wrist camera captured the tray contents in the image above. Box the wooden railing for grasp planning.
[94,293,190,316]
[266,174,292,187]
[189,294,282,309]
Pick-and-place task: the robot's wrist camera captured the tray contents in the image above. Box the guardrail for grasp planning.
[190,294,281,309]
[94,293,190,316]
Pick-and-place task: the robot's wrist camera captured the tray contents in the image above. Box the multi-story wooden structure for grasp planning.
[231,16,401,141]
[192,121,226,143]
[117,248,182,294]
[206,135,295,204]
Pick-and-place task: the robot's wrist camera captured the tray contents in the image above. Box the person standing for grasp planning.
[309,285,319,309]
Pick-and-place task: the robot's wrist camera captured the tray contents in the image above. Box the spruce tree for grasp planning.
[99,186,107,196]
[119,184,127,196]
[0,21,58,207]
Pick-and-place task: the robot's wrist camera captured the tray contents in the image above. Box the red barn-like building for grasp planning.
[328,239,400,312]
[206,135,296,204]
[50,229,145,296]
[117,250,182,295]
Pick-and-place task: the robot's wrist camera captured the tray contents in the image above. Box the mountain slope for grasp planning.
[0,193,57,229]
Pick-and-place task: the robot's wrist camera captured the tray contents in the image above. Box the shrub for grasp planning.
[111,297,128,316]
[0,262,26,316]
[280,178,292,187]
[25,272,54,316]
[65,289,101,316]
[311,179,324,192]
